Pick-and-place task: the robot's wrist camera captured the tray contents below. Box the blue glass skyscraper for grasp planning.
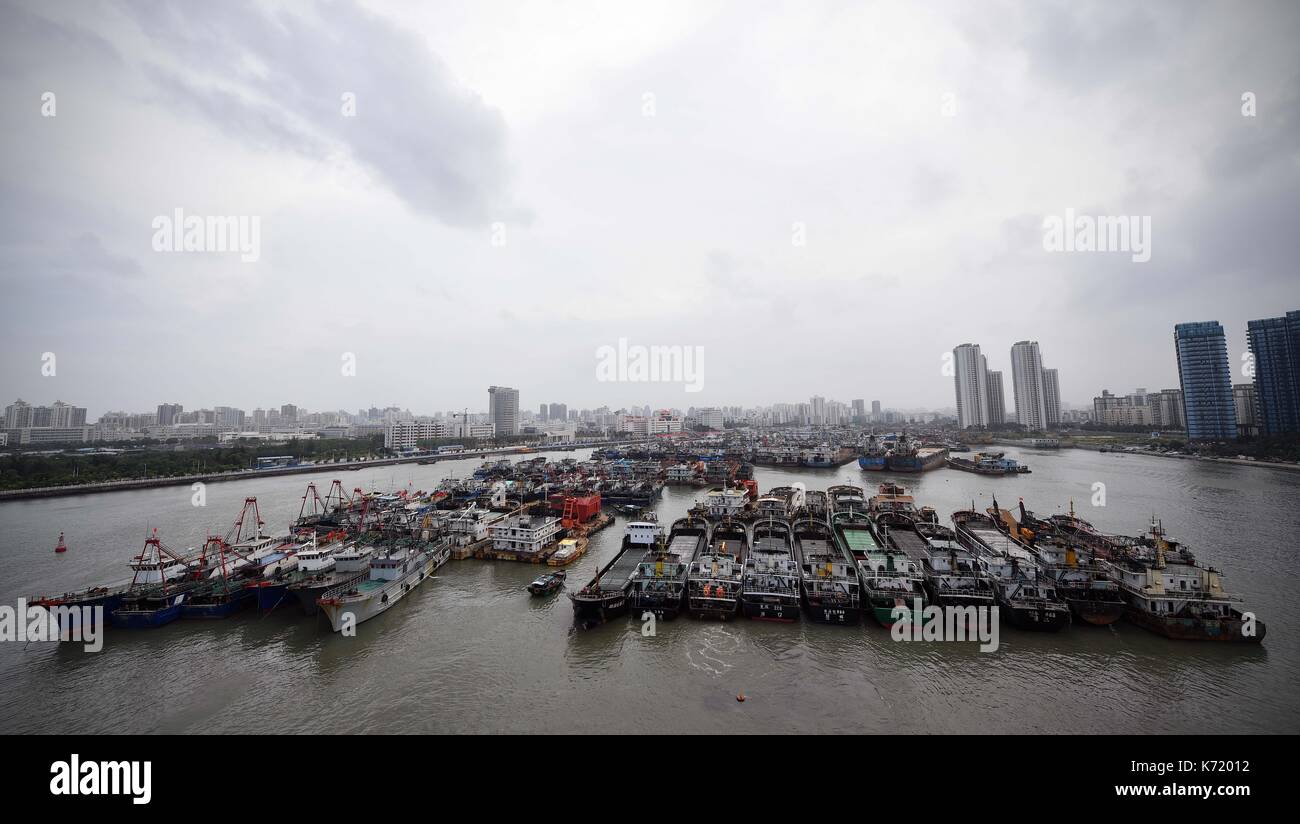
[1246,310,1300,435]
[1174,321,1237,440]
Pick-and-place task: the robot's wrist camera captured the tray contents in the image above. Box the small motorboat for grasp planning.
[527,570,566,596]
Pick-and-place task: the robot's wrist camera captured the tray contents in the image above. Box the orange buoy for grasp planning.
[54,532,67,553]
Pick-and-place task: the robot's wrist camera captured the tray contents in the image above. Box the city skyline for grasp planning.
[3,2,1297,415]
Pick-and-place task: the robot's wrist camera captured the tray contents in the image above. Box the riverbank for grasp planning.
[1065,442,1300,473]
[0,440,633,500]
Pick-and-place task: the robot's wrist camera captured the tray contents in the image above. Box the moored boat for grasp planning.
[628,517,697,620]
[527,569,567,596]
[570,515,662,626]
[796,515,860,624]
[1105,517,1265,642]
[687,519,747,620]
[743,517,801,621]
[914,521,995,613]
[317,539,450,632]
[951,509,1070,632]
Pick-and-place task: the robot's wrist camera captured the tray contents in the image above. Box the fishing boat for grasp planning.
[1003,502,1124,626]
[850,514,927,628]
[110,588,190,629]
[1105,517,1265,642]
[796,515,860,624]
[945,452,1025,475]
[317,539,450,632]
[627,516,698,619]
[30,583,130,632]
[527,570,566,596]
[289,538,371,615]
[867,481,918,519]
[110,533,201,628]
[858,436,888,471]
[828,484,868,518]
[742,517,801,621]
[570,516,663,626]
[914,521,995,613]
[686,519,748,620]
[951,509,1070,632]
[885,434,947,472]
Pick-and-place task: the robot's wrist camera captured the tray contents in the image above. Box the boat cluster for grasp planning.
[32,481,452,634]
[570,481,1266,643]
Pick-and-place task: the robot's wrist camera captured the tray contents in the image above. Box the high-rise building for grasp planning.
[986,369,1006,426]
[280,404,299,422]
[488,386,520,436]
[5,399,32,428]
[952,344,989,429]
[538,403,548,420]
[871,400,881,421]
[1010,341,1047,430]
[1174,321,1237,440]
[156,403,183,427]
[1042,368,1061,428]
[1246,310,1300,435]
[1151,389,1185,430]
[851,399,865,422]
[1233,383,1259,437]
[548,403,567,422]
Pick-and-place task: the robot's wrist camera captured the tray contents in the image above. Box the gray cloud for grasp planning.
[119,0,519,226]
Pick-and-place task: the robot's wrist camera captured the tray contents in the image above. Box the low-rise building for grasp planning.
[489,514,562,556]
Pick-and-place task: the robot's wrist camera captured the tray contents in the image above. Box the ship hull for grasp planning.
[1065,595,1125,626]
[181,587,255,619]
[802,601,859,625]
[1124,607,1265,642]
[318,554,439,632]
[742,595,801,622]
[629,595,686,621]
[858,456,886,471]
[1002,601,1071,632]
[110,598,184,629]
[251,581,292,613]
[688,597,739,621]
[570,592,627,625]
[34,590,126,631]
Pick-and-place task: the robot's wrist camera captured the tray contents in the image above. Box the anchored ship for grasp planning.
[796,515,860,624]
[687,519,748,620]
[914,521,995,613]
[951,509,1070,632]
[858,435,888,471]
[317,538,450,632]
[884,434,948,473]
[742,517,801,621]
[570,515,663,626]
[1003,501,1124,626]
[1105,517,1265,642]
[628,517,698,620]
[288,537,371,615]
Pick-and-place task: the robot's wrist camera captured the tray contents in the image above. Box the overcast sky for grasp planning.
[1,0,1297,418]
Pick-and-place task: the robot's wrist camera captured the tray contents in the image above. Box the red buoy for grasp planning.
[54,532,67,553]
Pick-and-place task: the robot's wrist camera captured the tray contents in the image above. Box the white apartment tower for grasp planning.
[488,386,520,436]
[1042,368,1061,428]
[1010,341,1047,430]
[953,344,989,429]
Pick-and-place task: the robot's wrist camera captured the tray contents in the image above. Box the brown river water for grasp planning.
[1,446,1297,733]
